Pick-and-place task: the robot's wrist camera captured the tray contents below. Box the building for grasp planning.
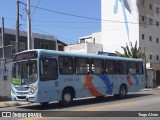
[64,32,102,54]
[79,32,102,44]
[0,28,67,58]
[101,0,160,68]
[64,42,103,54]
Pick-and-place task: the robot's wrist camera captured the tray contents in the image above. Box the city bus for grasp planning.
[11,49,145,106]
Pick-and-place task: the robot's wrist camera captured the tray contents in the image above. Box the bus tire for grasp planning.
[61,89,73,106]
[119,85,127,98]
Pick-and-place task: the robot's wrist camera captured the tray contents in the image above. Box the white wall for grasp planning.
[64,43,103,54]
[101,0,139,53]
[0,59,12,99]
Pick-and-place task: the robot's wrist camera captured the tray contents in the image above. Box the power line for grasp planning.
[31,0,42,17]
[19,1,140,24]
[20,24,76,43]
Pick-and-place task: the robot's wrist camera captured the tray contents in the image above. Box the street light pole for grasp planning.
[27,0,32,50]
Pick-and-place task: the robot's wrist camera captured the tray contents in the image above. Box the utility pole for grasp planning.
[27,0,32,50]
[16,0,20,53]
[2,17,5,59]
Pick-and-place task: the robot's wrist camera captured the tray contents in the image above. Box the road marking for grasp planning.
[19,101,140,119]
[19,117,41,120]
[75,101,140,111]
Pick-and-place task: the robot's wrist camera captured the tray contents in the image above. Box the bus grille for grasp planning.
[15,87,29,91]
[16,92,28,95]
[17,96,26,99]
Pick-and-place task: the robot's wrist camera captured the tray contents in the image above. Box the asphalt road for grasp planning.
[0,89,160,120]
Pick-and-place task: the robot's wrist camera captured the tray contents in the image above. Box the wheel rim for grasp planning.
[120,87,126,97]
[64,93,71,102]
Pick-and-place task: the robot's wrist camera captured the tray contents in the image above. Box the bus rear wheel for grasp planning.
[114,85,127,98]
[61,89,73,106]
[119,85,127,98]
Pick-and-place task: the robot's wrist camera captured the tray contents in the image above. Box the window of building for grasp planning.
[40,43,49,49]
[10,41,16,46]
[149,4,152,10]
[157,55,159,60]
[117,61,127,74]
[75,58,90,74]
[149,36,152,41]
[142,34,145,40]
[93,38,95,43]
[156,38,159,43]
[91,59,104,74]
[140,0,145,6]
[156,7,160,14]
[80,39,85,43]
[19,42,25,51]
[156,22,159,27]
[59,56,74,75]
[40,58,58,81]
[128,62,137,74]
[150,54,152,60]
[142,16,145,21]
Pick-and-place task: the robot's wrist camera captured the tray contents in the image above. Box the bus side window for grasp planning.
[40,58,58,81]
[91,59,104,74]
[75,57,90,74]
[128,61,137,75]
[137,62,143,74]
[117,61,127,74]
[105,60,117,74]
[59,56,74,75]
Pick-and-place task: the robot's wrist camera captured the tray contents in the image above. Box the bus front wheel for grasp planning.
[61,89,73,106]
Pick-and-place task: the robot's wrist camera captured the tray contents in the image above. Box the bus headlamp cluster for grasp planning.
[29,85,37,94]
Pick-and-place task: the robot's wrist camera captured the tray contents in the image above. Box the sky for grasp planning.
[0,0,101,44]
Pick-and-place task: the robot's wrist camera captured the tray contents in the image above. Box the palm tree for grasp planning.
[115,41,144,58]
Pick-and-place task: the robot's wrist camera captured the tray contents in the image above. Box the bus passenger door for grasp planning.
[38,57,60,102]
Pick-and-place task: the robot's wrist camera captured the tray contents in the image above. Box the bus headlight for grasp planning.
[29,85,37,94]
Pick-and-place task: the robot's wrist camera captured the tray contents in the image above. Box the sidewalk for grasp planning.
[0,101,30,108]
[142,86,160,91]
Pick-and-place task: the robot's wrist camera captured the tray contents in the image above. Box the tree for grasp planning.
[115,41,144,58]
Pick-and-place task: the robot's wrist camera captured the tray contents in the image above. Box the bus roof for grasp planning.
[18,49,143,62]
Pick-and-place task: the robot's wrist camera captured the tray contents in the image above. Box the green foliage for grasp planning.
[115,41,144,58]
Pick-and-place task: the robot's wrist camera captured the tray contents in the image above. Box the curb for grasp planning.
[142,86,160,91]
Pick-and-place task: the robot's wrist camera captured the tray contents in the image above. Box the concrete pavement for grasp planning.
[0,101,30,108]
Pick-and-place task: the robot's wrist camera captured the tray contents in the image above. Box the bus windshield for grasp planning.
[12,60,37,85]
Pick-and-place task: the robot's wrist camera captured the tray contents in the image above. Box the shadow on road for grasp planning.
[18,92,153,110]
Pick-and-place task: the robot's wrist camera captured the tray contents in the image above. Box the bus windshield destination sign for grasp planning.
[13,51,38,61]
